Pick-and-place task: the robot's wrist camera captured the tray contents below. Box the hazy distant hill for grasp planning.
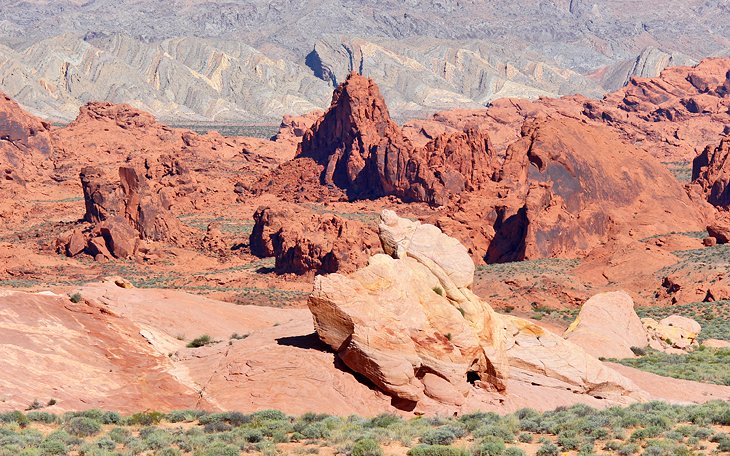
[0,0,727,122]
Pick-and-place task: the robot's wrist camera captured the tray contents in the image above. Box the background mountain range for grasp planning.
[1,0,729,122]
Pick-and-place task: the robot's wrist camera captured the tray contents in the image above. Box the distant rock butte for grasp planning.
[262,72,706,269]
[298,72,498,206]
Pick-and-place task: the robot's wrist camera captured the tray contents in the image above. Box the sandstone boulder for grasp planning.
[642,316,700,352]
[308,210,646,409]
[702,339,730,349]
[563,291,649,359]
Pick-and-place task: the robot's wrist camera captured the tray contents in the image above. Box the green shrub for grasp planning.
[517,433,532,443]
[504,449,526,456]
[473,436,505,456]
[407,445,469,456]
[367,414,401,428]
[535,442,559,456]
[156,448,181,456]
[38,439,67,455]
[64,417,101,437]
[69,293,82,303]
[27,412,57,424]
[351,438,384,456]
[186,335,212,348]
[557,432,580,450]
[126,411,164,426]
[0,411,29,427]
[107,427,131,444]
[420,427,458,446]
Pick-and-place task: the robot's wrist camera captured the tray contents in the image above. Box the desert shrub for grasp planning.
[38,438,67,455]
[407,445,469,456]
[107,427,131,444]
[616,442,639,455]
[420,427,458,446]
[557,432,580,450]
[65,417,101,437]
[300,422,330,439]
[249,409,287,422]
[0,411,29,427]
[186,335,212,348]
[155,448,181,456]
[126,411,164,426]
[93,437,116,450]
[458,412,500,431]
[350,438,384,456]
[472,436,505,456]
[473,424,514,443]
[193,441,239,456]
[166,410,205,423]
[517,433,532,443]
[367,414,401,428]
[630,426,663,441]
[503,449,526,456]
[236,428,263,443]
[26,412,56,424]
[203,421,231,433]
[535,442,559,456]
[143,429,172,450]
[69,293,82,303]
[718,438,730,452]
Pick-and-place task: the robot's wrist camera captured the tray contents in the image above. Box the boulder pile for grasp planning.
[565,291,702,357]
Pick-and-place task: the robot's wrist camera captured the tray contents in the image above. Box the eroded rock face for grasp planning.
[61,166,190,259]
[250,205,379,275]
[0,91,53,186]
[484,116,704,262]
[564,291,649,359]
[298,73,498,206]
[308,210,646,409]
[692,139,730,208]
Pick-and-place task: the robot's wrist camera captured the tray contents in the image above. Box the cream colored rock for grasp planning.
[379,209,475,289]
[702,339,730,349]
[563,291,649,359]
[660,315,702,334]
[504,316,647,403]
[309,210,646,408]
[310,253,506,405]
[642,317,700,351]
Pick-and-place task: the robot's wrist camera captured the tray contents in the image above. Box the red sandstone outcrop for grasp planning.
[692,138,730,208]
[0,92,53,187]
[250,205,379,275]
[480,116,704,262]
[274,110,323,146]
[296,73,498,206]
[59,166,192,259]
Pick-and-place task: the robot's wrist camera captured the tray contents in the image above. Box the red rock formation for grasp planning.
[297,72,498,206]
[62,166,192,259]
[250,205,379,275]
[0,92,53,186]
[473,117,704,262]
[692,138,730,208]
